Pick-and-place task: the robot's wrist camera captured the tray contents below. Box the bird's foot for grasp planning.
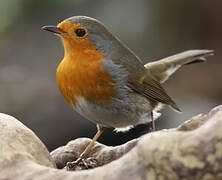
[66,157,97,171]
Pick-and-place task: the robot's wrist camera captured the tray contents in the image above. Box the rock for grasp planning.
[0,113,55,168]
[51,137,138,169]
[0,106,222,180]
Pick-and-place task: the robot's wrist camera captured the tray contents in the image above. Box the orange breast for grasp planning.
[56,40,116,105]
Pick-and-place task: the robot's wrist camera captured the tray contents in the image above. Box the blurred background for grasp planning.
[0,0,221,151]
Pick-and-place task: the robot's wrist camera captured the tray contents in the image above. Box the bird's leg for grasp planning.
[66,125,104,169]
[151,111,155,131]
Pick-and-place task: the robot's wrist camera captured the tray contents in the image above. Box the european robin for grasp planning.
[42,16,213,169]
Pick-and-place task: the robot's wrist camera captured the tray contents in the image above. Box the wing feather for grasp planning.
[128,75,181,112]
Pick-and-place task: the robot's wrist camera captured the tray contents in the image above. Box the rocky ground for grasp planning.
[0,105,222,180]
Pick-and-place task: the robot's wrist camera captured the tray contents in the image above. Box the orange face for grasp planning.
[57,21,99,58]
[58,21,90,46]
[56,20,117,106]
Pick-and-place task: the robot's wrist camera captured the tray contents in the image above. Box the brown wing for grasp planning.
[104,32,181,111]
[128,74,181,112]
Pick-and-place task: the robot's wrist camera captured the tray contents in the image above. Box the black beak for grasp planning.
[41,25,64,34]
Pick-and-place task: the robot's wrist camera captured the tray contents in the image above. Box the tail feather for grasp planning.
[145,50,214,83]
[184,57,206,65]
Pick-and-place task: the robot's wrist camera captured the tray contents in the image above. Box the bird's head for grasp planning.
[42,16,118,54]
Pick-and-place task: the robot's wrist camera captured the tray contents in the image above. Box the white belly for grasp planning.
[72,95,163,131]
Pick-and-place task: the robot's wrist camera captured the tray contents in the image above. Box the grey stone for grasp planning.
[0,106,222,180]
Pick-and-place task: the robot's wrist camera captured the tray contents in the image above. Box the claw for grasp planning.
[66,158,82,170]
[66,161,77,171]
[65,157,97,171]
[82,159,89,168]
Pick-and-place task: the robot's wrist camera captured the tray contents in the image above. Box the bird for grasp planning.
[42,16,213,169]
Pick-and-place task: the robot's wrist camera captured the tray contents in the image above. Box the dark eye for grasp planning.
[75,28,86,37]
